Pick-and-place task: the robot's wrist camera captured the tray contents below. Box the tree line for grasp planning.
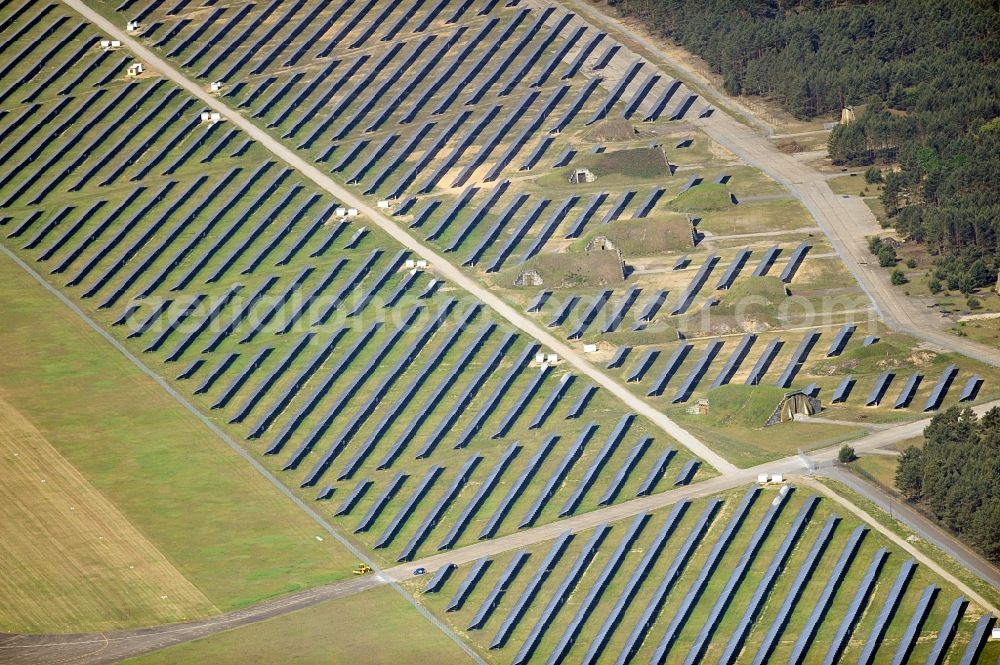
[895,407,1000,564]
[608,0,999,289]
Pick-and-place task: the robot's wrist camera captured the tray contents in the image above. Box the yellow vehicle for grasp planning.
[352,563,373,575]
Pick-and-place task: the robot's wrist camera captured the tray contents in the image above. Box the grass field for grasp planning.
[851,452,899,488]
[0,394,216,633]
[124,586,471,665]
[0,253,357,628]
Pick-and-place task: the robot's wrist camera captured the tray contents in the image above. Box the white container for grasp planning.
[347,208,359,217]
[404,259,416,269]
[535,353,546,364]
[210,81,223,92]
[415,259,428,269]
[376,200,391,209]
[546,353,558,363]
[583,344,598,353]
[771,474,784,483]
[126,20,140,32]
[335,207,347,217]
[757,474,769,484]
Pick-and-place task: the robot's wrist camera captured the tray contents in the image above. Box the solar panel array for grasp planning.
[3,7,996,663]
[0,0,718,571]
[425,488,993,665]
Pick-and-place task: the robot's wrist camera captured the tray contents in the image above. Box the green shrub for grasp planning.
[864,166,883,184]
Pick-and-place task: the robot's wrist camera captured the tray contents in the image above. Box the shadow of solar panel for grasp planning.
[335,478,373,517]
[467,551,531,630]
[647,343,691,396]
[567,288,611,339]
[398,454,482,561]
[479,433,559,539]
[958,374,982,402]
[866,370,895,406]
[614,498,721,665]
[672,340,723,402]
[670,92,699,120]
[894,372,923,409]
[144,294,206,353]
[831,375,855,403]
[447,557,492,612]
[671,254,718,315]
[621,72,660,119]
[625,349,658,383]
[775,330,820,388]
[422,562,456,594]
[643,79,682,122]
[489,530,575,649]
[672,458,699,486]
[780,241,811,283]
[438,443,520,551]
[211,347,274,410]
[923,364,958,411]
[193,351,239,395]
[354,472,408,533]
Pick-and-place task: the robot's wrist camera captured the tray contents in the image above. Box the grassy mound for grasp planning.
[579,146,670,180]
[501,250,625,289]
[581,118,639,142]
[576,214,693,256]
[685,276,786,332]
[667,183,732,212]
[702,384,789,428]
[808,336,941,377]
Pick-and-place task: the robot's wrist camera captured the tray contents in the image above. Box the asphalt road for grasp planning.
[820,466,1000,598]
[801,475,999,616]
